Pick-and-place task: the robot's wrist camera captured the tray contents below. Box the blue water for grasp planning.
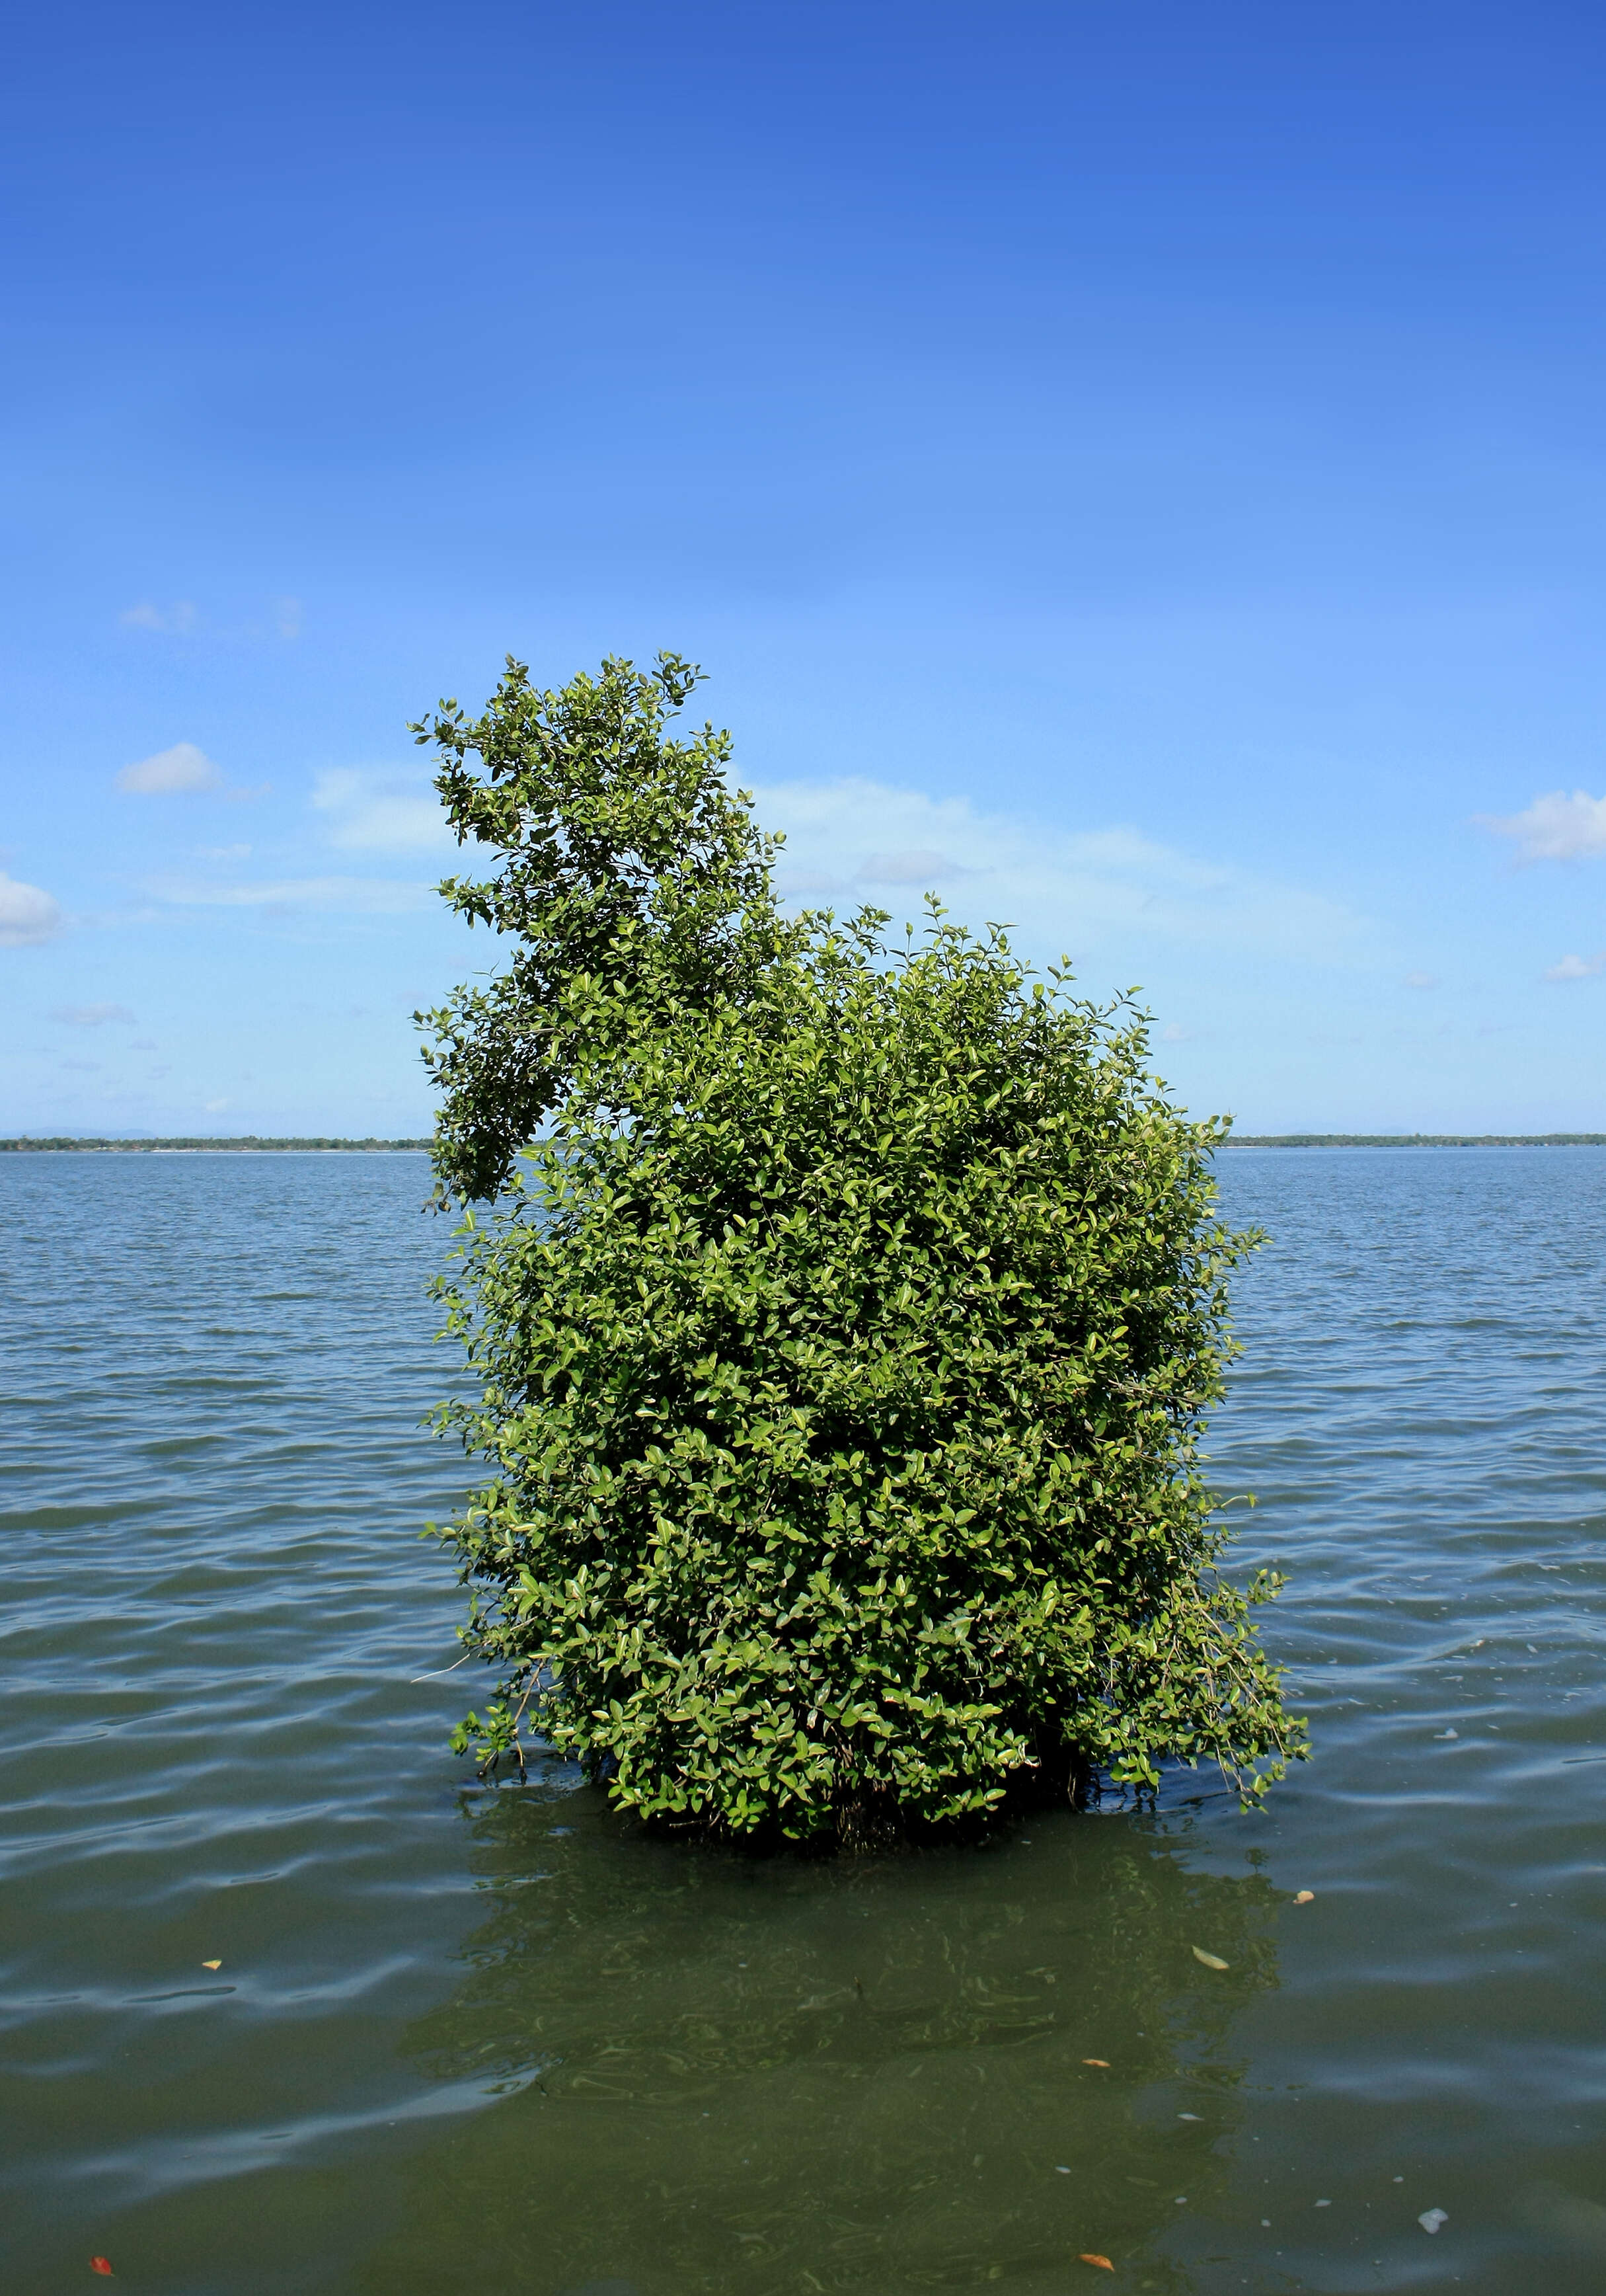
[3,1146,1606,2293]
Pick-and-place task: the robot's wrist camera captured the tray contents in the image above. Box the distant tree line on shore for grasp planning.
[8,1131,1598,1155]
[1229,1133,1606,1148]
[0,1136,433,1152]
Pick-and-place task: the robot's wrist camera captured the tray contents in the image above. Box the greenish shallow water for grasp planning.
[3,1147,1606,2294]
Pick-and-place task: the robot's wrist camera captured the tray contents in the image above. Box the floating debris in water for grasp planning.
[1191,1947,1229,1970]
[1418,2207,1448,2234]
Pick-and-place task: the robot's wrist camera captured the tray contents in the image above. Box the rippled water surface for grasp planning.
[4,1146,1606,2295]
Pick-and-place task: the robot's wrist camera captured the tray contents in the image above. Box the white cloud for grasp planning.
[753,777,1366,967]
[1403,970,1438,989]
[147,873,432,915]
[273,597,303,640]
[1544,951,1606,982]
[311,768,455,854]
[1478,790,1606,862]
[118,742,222,795]
[52,1003,135,1026]
[857,848,975,885]
[0,872,63,947]
[120,601,198,635]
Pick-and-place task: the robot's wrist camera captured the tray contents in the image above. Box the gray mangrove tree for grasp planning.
[415,653,1303,1842]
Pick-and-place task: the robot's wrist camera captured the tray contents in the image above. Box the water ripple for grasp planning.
[4,1147,1606,2291]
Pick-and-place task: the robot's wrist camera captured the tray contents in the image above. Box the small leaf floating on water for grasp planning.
[1178,2112,1202,2121]
[1434,1729,1457,1741]
[90,2260,114,2277]
[1082,2057,1111,2067]
[202,1960,222,1970]
[1293,1891,1315,1905]
[1078,2256,1114,2272]
[1418,2207,1448,2235]
[1191,1947,1229,1971]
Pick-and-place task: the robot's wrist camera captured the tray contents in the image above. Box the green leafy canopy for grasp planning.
[414,653,1305,1842]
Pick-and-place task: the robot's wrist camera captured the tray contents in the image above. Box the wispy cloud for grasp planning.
[147,874,432,915]
[117,746,267,801]
[755,777,1367,967]
[1403,970,1439,988]
[1544,951,1606,982]
[0,872,63,947]
[1478,790,1606,862]
[311,768,455,854]
[120,601,198,636]
[118,742,221,795]
[52,1003,135,1026]
[857,848,976,885]
[121,597,304,642]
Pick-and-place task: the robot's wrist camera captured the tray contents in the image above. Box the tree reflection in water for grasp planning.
[367,1768,1279,2296]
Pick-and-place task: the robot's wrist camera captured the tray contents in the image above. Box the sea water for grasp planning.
[3,1146,1606,2293]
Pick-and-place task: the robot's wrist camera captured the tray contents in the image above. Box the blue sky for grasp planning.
[5,0,1606,1135]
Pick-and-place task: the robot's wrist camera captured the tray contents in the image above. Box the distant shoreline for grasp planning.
[0,1136,433,1153]
[6,1131,1604,1156]
[1226,1134,1606,1149]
